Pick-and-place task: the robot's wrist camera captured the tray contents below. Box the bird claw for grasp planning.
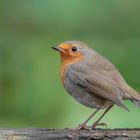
[92,122,107,129]
[75,124,92,130]
[76,122,107,130]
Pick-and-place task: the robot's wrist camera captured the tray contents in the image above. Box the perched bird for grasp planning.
[52,40,140,129]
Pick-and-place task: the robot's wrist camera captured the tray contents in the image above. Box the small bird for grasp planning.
[52,40,140,129]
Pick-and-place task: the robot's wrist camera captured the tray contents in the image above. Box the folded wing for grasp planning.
[85,74,129,111]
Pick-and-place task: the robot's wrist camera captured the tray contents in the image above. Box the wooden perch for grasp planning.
[0,128,140,140]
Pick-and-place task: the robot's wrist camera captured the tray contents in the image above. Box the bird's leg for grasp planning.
[77,109,100,130]
[91,105,113,129]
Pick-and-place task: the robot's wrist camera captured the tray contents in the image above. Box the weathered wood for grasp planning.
[0,128,140,140]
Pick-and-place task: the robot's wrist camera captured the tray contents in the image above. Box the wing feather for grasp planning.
[85,75,129,111]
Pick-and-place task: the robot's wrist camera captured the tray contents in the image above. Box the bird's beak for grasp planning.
[52,46,61,51]
[52,46,66,53]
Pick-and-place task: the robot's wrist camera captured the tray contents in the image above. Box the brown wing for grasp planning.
[85,74,129,111]
[91,54,140,102]
[68,53,130,111]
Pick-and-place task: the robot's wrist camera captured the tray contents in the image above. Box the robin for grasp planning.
[52,40,140,129]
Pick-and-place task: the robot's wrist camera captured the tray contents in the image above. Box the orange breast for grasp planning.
[60,53,84,83]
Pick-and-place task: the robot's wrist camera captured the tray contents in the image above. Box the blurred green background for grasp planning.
[1,0,140,128]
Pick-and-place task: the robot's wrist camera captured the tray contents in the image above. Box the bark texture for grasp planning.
[0,128,140,140]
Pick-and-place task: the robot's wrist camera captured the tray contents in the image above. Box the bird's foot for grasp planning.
[91,122,107,129]
[72,121,107,130]
[76,124,91,130]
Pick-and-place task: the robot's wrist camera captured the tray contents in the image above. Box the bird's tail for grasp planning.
[131,100,140,108]
[126,85,140,108]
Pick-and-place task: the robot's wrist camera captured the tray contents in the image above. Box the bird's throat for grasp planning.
[60,53,83,83]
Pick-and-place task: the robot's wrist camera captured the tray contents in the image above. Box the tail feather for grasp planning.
[131,100,140,108]
[126,85,140,108]
[128,87,140,101]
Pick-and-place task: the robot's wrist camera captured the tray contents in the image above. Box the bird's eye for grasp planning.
[71,46,78,52]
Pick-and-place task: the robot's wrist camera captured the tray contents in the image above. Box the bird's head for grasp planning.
[52,40,90,64]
